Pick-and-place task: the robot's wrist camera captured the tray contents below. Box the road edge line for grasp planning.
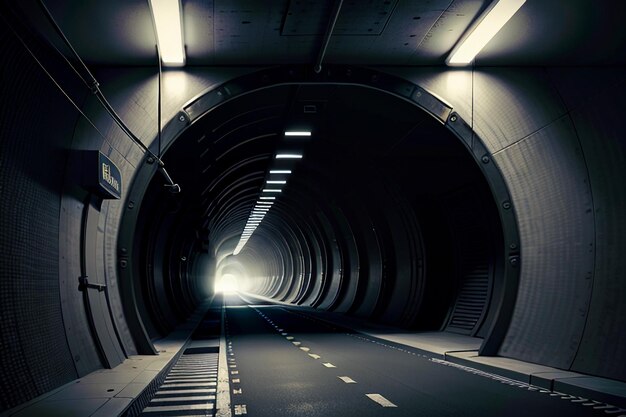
[215,295,232,417]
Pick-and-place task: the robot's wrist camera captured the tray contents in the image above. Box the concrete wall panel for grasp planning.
[568,85,626,381]
[473,68,567,152]
[493,116,594,369]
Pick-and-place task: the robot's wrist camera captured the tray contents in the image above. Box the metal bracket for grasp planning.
[78,276,106,292]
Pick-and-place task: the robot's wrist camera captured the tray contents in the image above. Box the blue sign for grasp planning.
[82,151,122,199]
[98,152,122,199]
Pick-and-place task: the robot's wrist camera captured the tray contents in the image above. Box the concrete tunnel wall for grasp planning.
[1,16,626,409]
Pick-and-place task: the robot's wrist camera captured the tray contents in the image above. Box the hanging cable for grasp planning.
[157,45,162,158]
[36,0,180,192]
[0,12,112,148]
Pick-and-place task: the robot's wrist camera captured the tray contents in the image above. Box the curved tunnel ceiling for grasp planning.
[127,68,514,354]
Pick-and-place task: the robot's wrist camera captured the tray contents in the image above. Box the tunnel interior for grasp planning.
[2,0,626,414]
[130,83,504,345]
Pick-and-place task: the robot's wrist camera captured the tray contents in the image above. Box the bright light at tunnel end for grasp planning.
[214,273,240,293]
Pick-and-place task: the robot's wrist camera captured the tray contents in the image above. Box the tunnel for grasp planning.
[1,1,626,416]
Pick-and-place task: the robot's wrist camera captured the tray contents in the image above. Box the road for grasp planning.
[221,292,605,417]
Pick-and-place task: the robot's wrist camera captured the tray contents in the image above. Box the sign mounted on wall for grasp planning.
[81,151,122,199]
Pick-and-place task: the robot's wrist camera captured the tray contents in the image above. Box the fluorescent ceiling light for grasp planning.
[257,201,274,205]
[260,197,276,200]
[263,189,282,193]
[447,0,526,66]
[270,170,292,174]
[276,154,303,159]
[267,180,287,184]
[149,0,186,66]
[285,131,311,137]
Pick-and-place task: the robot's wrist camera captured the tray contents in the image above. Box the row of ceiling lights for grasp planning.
[148,0,526,67]
[232,131,310,255]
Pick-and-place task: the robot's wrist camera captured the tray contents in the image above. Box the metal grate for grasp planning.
[139,352,219,416]
[444,189,493,335]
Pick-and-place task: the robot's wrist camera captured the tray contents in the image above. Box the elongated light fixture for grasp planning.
[285,131,311,137]
[270,170,292,174]
[149,0,186,66]
[276,154,303,159]
[447,0,526,66]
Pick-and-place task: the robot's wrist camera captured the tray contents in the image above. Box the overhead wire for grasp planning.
[34,0,180,190]
[0,12,112,149]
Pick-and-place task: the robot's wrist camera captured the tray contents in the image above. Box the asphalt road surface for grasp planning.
[221,293,608,417]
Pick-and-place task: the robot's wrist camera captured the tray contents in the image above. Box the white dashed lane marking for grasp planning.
[338,376,357,384]
[322,362,336,368]
[300,347,310,352]
[308,354,321,359]
[366,393,397,408]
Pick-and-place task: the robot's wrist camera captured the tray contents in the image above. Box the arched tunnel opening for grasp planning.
[2,1,626,414]
[125,80,508,349]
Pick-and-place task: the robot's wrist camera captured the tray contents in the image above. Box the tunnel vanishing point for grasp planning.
[1,1,626,416]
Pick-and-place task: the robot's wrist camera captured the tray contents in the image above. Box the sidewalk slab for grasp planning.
[3,300,212,417]
[288,302,626,409]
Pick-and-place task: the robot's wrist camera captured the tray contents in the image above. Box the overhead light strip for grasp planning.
[447,0,526,66]
[149,0,186,66]
[285,131,311,137]
[234,142,309,255]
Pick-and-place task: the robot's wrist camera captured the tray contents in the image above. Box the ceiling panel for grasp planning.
[477,0,626,65]
[282,0,398,36]
[19,0,626,67]
[40,0,157,65]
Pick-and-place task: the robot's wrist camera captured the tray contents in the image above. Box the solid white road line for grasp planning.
[338,376,357,384]
[216,301,232,417]
[366,393,397,407]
